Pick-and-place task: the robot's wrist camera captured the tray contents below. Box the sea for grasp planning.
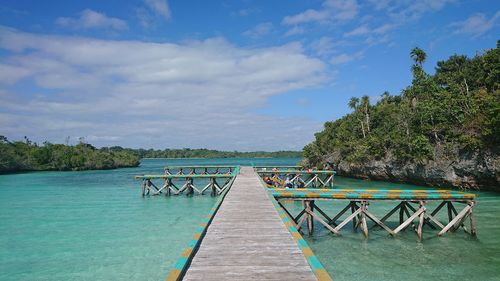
[0,158,499,281]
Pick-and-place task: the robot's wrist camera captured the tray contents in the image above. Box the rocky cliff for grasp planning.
[323,147,499,191]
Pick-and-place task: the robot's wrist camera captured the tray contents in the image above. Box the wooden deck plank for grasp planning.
[183,167,317,281]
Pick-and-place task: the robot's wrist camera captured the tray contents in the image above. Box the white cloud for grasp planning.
[282,9,330,25]
[56,9,128,30]
[344,25,370,37]
[330,51,364,65]
[282,0,358,25]
[450,12,500,38]
[144,0,171,20]
[232,8,259,17]
[323,0,359,21]
[373,23,395,34]
[344,22,395,38]
[0,64,32,84]
[310,37,342,56]
[0,27,327,150]
[243,22,273,39]
[284,26,305,37]
[137,0,171,27]
[366,0,456,24]
[383,0,456,23]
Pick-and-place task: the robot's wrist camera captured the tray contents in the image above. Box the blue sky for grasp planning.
[0,0,498,150]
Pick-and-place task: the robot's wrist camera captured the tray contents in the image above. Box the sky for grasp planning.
[0,0,498,151]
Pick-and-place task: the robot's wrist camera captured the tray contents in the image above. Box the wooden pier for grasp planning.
[135,166,239,196]
[271,188,477,240]
[257,169,336,189]
[182,167,328,280]
[134,165,478,280]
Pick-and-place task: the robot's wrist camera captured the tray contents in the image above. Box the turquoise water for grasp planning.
[1,157,499,280]
[0,158,298,280]
[291,177,500,281]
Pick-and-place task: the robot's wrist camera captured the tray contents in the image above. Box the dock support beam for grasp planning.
[278,199,476,240]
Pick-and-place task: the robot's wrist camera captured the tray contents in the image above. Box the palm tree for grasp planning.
[380,91,390,102]
[410,47,427,67]
[360,95,371,134]
[348,97,366,138]
[348,97,359,110]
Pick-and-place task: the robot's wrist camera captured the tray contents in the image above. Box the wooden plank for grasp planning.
[438,204,472,236]
[183,167,318,281]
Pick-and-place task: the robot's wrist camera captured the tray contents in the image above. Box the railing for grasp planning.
[256,169,336,188]
[271,188,477,240]
[135,166,240,196]
[253,165,302,172]
[164,165,236,175]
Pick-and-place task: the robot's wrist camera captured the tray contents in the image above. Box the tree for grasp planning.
[360,95,371,134]
[348,97,359,110]
[303,42,500,175]
[348,97,366,138]
[410,47,427,67]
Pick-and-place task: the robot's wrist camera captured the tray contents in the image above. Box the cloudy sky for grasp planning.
[0,0,498,151]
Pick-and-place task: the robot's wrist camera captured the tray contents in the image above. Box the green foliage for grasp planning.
[117,147,302,159]
[0,137,140,173]
[305,41,500,166]
[0,136,301,173]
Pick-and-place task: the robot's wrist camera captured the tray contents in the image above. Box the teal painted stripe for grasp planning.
[136,174,235,179]
[257,170,336,174]
[271,188,470,193]
[269,189,475,200]
[164,165,238,169]
[174,257,188,269]
[265,186,332,280]
[308,256,324,269]
[164,168,235,281]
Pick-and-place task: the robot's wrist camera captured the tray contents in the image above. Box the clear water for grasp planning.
[287,177,500,281]
[0,158,299,280]
[1,158,499,280]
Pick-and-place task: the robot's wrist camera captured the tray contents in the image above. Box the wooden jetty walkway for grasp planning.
[182,166,325,281]
[134,165,476,280]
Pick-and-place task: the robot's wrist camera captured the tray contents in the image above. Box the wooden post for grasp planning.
[417,201,426,240]
[351,202,358,231]
[360,201,369,238]
[210,177,216,197]
[186,178,194,196]
[399,203,405,225]
[469,201,477,237]
[393,206,425,235]
[304,200,314,235]
[166,178,171,196]
[438,204,472,236]
[447,202,453,223]
[141,179,146,197]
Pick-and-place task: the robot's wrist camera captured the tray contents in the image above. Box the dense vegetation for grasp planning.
[0,136,301,173]
[0,136,140,173]
[304,41,499,167]
[108,147,302,159]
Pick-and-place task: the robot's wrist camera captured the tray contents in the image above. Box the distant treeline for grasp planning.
[0,136,302,173]
[108,147,302,159]
[0,136,140,173]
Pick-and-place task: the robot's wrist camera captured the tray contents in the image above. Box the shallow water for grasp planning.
[0,158,298,280]
[291,176,500,281]
[0,157,499,280]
